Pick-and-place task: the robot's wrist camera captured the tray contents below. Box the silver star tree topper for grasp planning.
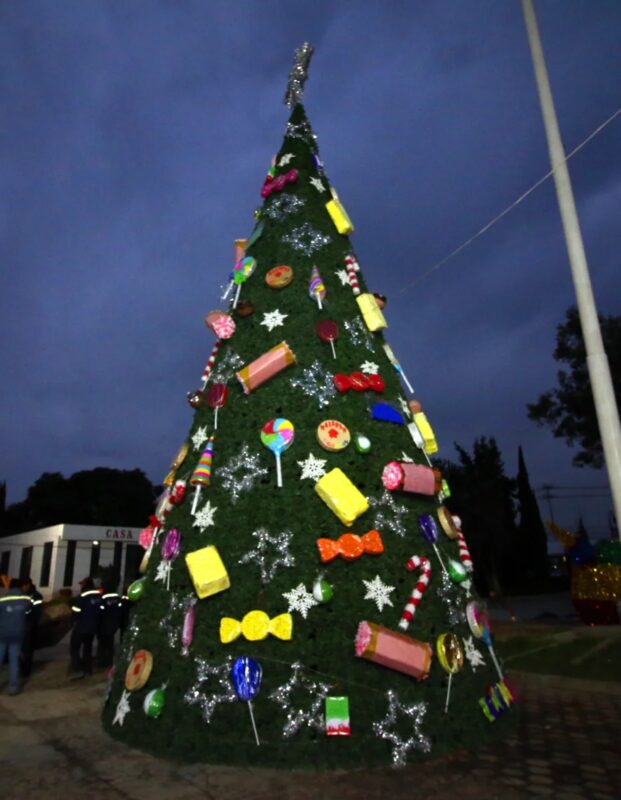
[284,43,314,107]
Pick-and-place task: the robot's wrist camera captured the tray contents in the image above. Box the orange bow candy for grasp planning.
[316,530,384,563]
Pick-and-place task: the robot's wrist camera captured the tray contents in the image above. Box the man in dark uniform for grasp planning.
[97,587,123,668]
[20,576,43,678]
[69,577,101,677]
[0,578,32,694]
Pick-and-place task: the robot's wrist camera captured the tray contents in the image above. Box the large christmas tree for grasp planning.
[102,46,515,769]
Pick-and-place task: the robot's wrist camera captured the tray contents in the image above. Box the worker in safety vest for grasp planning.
[69,577,101,677]
[0,578,33,695]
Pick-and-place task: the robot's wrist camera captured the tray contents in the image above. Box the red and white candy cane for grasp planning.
[452,515,473,573]
[201,340,222,388]
[344,254,360,296]
[399,555,432,631]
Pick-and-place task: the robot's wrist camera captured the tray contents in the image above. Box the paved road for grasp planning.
[0,654,619,800]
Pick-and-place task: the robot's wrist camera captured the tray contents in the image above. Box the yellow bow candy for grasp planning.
[219,610,293,644]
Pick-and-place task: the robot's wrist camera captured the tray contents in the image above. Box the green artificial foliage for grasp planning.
[102,103,515,768]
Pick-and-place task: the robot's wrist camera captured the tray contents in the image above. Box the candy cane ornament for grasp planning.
[344,254,360,296]
[399,555,432,631]
[201,340,222,389]
[452,516,474,573]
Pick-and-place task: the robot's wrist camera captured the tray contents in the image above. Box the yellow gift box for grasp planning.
[356,293,387,332]
[185,545,230,600]
[325,190,354,235]
[413,412,438,454]
[315,468,368,527]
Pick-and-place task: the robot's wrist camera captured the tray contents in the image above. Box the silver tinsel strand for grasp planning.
[238,527,296,584]
[268,661,332,738]
[344,317,375,351]
[368,491,410,538]
[372,689,431,767]
[216,443,269,503]
[264,193,306,221]
[284,42,314,107]
[281,223,331,255]
[436,570,467,626]
[184,656,237,724]
[210,349,244,384]
[159,590,193,650]
[289,360,336,408]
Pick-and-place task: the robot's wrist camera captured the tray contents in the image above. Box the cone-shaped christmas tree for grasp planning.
[103,47,515,768]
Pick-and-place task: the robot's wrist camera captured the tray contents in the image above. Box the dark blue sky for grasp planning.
[1,1,620,542]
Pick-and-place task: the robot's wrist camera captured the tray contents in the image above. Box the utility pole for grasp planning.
[522,0,621,541]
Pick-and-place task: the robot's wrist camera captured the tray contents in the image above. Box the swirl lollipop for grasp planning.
[467,601,503,681]
[315,320,339,359]
[436,633,464,713]
[309,265,326,309]
[231,656,262,746]
[261,418,294,488]
[207,383,228,430]
[232,256,256,309]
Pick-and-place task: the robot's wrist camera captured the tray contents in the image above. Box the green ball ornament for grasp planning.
[312,576,334,603]
[143,687,165,718]
[127,578,146,602]
[354,432,372,454]
[447,558,468,584]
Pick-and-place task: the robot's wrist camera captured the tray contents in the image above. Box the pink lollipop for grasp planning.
[315,320,339,359]
[207,383,228,430]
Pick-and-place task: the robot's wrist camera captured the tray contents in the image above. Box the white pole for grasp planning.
[522,0,621,541]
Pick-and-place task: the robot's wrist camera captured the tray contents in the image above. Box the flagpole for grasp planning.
[522,0,621,541]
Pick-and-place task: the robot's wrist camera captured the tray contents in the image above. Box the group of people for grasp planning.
[0,575,129,695]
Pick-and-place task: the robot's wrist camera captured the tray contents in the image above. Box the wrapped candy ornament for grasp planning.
[205,310,236,340]
[162,441,190,486]
[220,610,293,643]
[382,461,442,497]
[355,621,432,681]
[181,598,197,656]
[316,530,384,563]
[236,341,296,395]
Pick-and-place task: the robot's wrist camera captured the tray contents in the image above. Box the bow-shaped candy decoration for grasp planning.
[333,372,385,393]
[220,610,293,644]
[317,530,384,563]
[261,168,298,198]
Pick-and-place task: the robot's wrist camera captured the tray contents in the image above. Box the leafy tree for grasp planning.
[527,307,621,468]
[515,447,548,584]
[2,468,159,535]
[436,437,517,595]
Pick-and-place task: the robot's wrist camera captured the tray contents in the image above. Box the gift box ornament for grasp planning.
[314,468,369,527]
[325,696,351,736]
[412,412,438,454]
[185,545,230,600]
[355,621,432,681]
[382,461,442,496]
[355,293,387,332]
[325,188,354,235]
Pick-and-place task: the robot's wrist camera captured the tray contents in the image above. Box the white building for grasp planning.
[0,524,144,599]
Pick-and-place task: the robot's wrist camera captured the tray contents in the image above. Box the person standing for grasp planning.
[20,577,43,678]
[69,577,101,677]
[97,587,123,668]
[0,578,33,695]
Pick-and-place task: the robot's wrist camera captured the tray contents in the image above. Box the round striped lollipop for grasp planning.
[260,418,295,488]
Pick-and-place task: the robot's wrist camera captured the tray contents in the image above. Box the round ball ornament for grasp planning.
[354,432,372,453]
[316,419,351,452]
[127,577,146,602]
[143,687,165,718]
[266,265,293,288]
[312,575,334,603]
[125,649,153,691]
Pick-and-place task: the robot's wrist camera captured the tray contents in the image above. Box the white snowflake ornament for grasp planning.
[192,499,217,531]
[282,583,319,619]
[260,309,288,332]
[191,426,209,450]
[297,452,327,481]
[362,574,395,612]
[309,176,326,193]
[278,152,295,166]
[334,269,350,286]
[397,396,412,419]
[361,360,380,374]
[154,559,170,585]
[400,451,415,463]
[463,636,486,670]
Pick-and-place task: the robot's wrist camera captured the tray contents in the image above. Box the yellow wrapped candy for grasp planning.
[220,610,293,643]
[413,411,438,454]
[315,468,368,527]
[325,189,354,235]
[356,293,387,332]
[185,545,230,600]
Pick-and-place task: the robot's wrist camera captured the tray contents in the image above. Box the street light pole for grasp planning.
[522,0,621,541]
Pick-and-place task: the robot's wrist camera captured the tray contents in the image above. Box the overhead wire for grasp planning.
[399,106,621,294]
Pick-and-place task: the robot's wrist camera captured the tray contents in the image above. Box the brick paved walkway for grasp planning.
[0,663,619,799]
